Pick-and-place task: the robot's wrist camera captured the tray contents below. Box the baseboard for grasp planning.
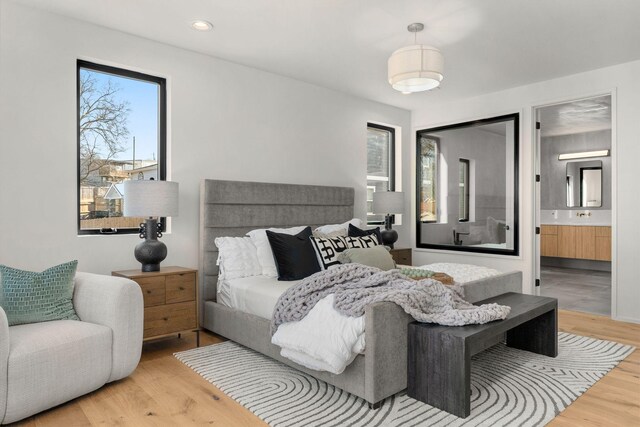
[541,257,611,272]
[612,314,640,325]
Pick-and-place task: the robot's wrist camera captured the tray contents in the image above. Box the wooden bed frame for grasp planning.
[199,179,523,407]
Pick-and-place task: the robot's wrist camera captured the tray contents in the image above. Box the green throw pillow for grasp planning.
[337,246,396,271]
[0,260,79,326]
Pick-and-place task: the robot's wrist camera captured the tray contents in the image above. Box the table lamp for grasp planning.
[123,180,179,272]
[372,191,404,249]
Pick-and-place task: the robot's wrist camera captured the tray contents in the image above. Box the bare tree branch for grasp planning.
[79,72,130,184]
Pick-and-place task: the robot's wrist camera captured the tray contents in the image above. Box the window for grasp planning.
[367,123,395,224]
[458,159,470,221]
[418,136,438,222]
[77,60,166,234]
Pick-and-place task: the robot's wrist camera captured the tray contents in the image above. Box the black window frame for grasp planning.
[458,158,470,222]
[77,60,167,235]
[366,123,396,225]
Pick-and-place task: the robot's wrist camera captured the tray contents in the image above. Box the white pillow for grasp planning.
[246,226,307,277]
[214,237,262,281]
[314,218,362,236]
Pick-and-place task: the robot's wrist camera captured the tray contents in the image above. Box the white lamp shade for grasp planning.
[388,45,444,93]
[123,180,179,217]
[372,191,404,214]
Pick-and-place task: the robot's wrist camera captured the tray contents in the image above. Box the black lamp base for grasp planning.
[134,218,167,272]
[381,229,398,249]
[381,214,398,249]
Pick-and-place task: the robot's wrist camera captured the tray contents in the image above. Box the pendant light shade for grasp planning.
[388,23,444,93]
[388,44,444,93]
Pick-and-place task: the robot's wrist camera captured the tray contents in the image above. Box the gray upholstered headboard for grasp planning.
[199,179,355,308]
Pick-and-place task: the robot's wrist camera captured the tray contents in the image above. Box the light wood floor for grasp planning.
[14,311,640,426]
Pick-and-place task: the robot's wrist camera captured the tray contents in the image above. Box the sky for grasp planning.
[82,68,159,163]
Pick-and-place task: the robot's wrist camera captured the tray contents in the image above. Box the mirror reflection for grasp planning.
[566,160,602,207]
[416,114,519,255]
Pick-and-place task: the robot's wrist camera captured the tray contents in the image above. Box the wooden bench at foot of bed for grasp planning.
[407,292,558,418]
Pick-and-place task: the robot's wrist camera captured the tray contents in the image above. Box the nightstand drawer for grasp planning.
[137,276,166,307]
[390,248,412,266]
[166,273,196,303]
[143,301,197,338]
[112,266,199,344]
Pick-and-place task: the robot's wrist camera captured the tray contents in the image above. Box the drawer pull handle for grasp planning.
[146,290,151,294]
[163,317,169,321]
[179,286,185,291]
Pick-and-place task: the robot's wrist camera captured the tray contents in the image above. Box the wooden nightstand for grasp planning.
[389,248,412,266]
[112,266,200,346]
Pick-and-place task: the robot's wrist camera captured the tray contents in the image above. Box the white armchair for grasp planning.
[0,272,143,424]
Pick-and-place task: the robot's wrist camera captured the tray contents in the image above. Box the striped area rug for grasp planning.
[175,333,633,427]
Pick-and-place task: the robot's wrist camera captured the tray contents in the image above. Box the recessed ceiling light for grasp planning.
[190,20,213,31]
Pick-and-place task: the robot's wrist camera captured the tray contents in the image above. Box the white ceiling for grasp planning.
[13,0,640,110]
[539,95,611,137]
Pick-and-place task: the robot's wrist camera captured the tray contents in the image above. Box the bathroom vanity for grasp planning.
[541,224,611,261]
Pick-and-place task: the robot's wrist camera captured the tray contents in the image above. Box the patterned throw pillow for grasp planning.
[310,235,381,270]
[0,260,79,326]
[343,235,379,249]
[310,236,349,270]
[347,223,383,244]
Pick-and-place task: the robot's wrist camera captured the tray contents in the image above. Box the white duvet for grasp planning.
[271,294,365,374]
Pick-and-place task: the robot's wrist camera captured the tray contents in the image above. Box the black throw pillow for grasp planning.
[266,226,321,281]
[348,223,383,244]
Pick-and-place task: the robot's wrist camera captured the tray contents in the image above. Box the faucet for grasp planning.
[453,230,470,246]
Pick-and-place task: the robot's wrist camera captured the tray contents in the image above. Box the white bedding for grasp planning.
[219,262,503,375]
[419,263,501,283]
[219,276,365,374]
[218,275,300,319]
[271,294,365,374]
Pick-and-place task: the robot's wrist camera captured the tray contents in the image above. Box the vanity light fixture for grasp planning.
[558,150,609,160]
[190,20,213,31]
[388,23,444,93]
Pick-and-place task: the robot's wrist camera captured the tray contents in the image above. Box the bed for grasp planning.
[199,179,522,407]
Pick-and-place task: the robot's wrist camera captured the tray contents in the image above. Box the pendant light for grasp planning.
[388,23,444,93]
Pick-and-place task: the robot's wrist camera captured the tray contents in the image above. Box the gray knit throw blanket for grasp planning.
[271,263,510,334]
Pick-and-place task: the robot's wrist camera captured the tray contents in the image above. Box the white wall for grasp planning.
[410,60,640,323]
[0,2,411,275]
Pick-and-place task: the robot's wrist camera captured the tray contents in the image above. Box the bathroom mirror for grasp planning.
[566,160,602,207]
[416,113,519,256]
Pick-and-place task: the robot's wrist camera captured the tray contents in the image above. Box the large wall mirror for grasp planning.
[566,160,602,207]
[416,113,519,255]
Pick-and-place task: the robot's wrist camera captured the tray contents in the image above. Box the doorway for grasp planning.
[534,94,613,316]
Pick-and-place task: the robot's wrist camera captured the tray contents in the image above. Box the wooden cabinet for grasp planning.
[575,226,596,260]
[595,227,612,261]
[541,225,611,262]
[557,226,576,258]
[540,226,558,257]
[112,266,199,345]
[390,248,412,266]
